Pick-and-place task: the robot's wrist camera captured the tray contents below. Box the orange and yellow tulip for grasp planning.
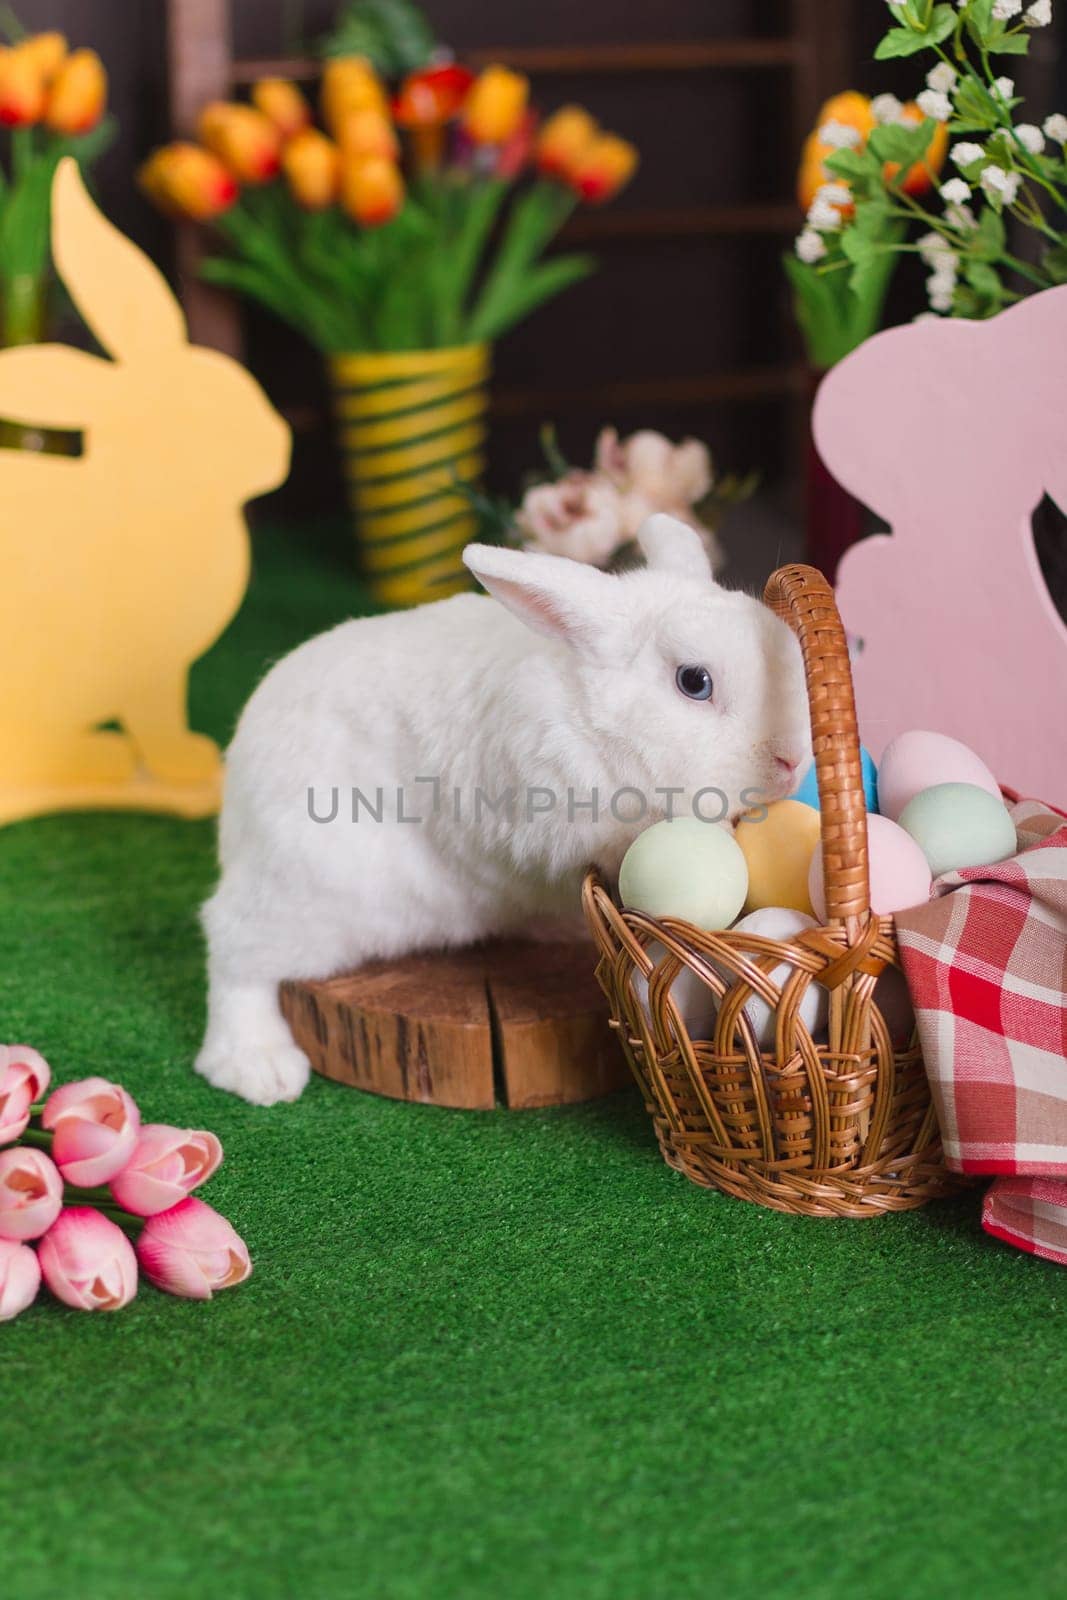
[535,105,598,179]
[17,31,67,84]
[138,142,239,220]
[44,48,106,136]
[337,106,399,163]
[0,45,46,127]
[321,55,389,134]
[569,133,638,203]
[890,101,949,195]
[251,77,311,140]
[797,91,875,209]
[282,128,340,210]
[462,65,528,145]
[393,63,474,128]
[340,154,404,227]
[198,101,282,183]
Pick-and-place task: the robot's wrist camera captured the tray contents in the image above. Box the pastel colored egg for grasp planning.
[734,799,820,916]
[898,781,1017,878]
[727,906,828,1050]
[808,812,933,920]
[793,745,879,816]
[632,941,718,1040]
[619,817,748,931]
[877,729,1000,823]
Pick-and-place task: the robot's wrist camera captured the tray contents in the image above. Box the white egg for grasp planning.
[727,907,829,1051]
[631,940,718,1040]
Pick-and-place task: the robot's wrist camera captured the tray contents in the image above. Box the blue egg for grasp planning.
[793,746,879,815]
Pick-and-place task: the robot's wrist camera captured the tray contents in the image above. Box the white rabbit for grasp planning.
[196,514,811,1104]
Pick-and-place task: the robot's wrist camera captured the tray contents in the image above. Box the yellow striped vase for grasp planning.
[329,343,490,607]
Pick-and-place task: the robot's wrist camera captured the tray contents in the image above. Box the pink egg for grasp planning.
[808,813,933,920]
[877,729,1000,823]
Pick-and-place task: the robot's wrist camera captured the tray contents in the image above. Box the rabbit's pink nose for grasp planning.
[774,755,801,776]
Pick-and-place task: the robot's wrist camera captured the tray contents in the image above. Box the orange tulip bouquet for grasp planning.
[0,25,110,349]
[140,54,637,603]
[788,0,1061,370]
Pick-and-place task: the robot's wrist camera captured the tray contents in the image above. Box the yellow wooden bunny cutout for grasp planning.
[0,157,291,826]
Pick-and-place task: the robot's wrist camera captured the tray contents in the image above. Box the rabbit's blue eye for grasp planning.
[676,664,713,701]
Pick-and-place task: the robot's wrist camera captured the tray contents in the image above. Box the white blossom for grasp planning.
[814,182,851,207]
[1015,122,1045,153]
[1025,0,1052,23]
[980,163,1022,204]
[945,201,978,230]
[872,93,904,125]
[913,312,941,324]
[952,141,985,168]
[807,196,843,231]
[795,228,827,264]
[917,88,952,122]
[927,269,957,313]
[992,0,1022,16]
[819,120,861,150]
[993,77,1016,100]
[940,177,972,204]
[918,230,955,267]
[1043,112,1067,143]
[926,62,958,94]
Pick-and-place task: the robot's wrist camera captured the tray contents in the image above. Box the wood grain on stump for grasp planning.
[280,940,628,1110]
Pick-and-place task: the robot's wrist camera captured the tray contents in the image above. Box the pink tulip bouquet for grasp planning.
[0,1044,251,1319]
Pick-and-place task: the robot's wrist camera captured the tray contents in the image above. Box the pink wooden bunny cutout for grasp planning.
[814,284,1067,801]
[0,159,291,827]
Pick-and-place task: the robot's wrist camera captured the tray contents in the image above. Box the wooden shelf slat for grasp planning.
[230,37,799,87]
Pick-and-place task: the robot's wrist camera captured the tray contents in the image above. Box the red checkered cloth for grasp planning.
[894,797,1067,1265]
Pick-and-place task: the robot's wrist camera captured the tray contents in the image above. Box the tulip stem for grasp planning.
[17,1126,52,1150]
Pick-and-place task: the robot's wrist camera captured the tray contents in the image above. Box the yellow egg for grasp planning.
[735,799,821,916]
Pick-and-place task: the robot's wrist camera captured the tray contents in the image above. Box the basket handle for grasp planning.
[763,564,870,939]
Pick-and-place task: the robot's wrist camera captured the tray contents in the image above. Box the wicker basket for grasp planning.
[582,563,966,1218]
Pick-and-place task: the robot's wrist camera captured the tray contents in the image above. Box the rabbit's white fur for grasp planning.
[196,515,811,1104]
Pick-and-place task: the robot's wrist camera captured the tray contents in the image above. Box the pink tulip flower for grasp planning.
[0,1044,51,1145]
[42,1076,140,1186]
[0,1146,63,1240]
[110,1124,223,1216]
[0,1235,41,1321]
[38,1207,138,1311]
[137,1196,252,1300]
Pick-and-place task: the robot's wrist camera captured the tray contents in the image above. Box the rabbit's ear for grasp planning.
[0,343,115,427]
[463,543,616,651]
[637,513,713,581]
[51,157,187,361]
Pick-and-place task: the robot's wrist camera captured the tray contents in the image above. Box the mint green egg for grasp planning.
[897,782,1016,878]
[618,818,749,930]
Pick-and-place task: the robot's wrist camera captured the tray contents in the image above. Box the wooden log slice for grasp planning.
[280,939,628,1110]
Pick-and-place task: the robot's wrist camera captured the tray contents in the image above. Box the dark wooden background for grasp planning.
[13,1,1066,534]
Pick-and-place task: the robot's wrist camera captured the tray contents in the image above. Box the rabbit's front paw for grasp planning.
[135,731,221,785]
[195,1040,311,1106]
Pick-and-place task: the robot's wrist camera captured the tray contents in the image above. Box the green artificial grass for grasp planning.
[3,520,1066,1600]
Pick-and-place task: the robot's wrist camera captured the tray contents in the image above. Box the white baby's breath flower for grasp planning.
[1043,112,1067,143]
[992,0,1022,16]
[871,93,904,125]
[819,120,861,150]
[952,141,985,168]
[945,201,978,230]
[807,196,843,231]
[918,230,954,267]
[926,62,958,95]
[927,272,956,313]
[993,77,1016,100]
[1015,122,1045,153]
[940,177,972,204]
[795,228,826,264]
[814,182,851,207]
[980,163,1022,203]
[1025,0,1052,23]
[917,88,952,122]
[913,312,941,324]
